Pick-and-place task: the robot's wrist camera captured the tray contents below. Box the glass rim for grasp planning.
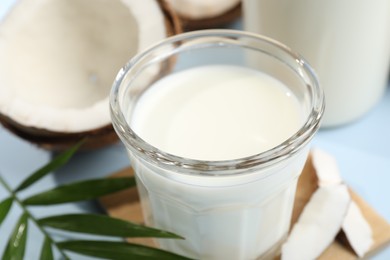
[110,29,325,175]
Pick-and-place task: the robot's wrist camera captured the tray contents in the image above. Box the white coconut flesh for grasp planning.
[282,185,351,260]
[311,148,343,186]
[282,149,374,259]
[0,0,167,133]
[166,0,240,20]
[312,148,373,257]
[342,201,374,257]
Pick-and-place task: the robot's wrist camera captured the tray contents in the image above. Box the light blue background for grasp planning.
[0,0,389,259]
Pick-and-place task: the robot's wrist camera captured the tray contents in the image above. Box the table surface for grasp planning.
[0,1,389,259]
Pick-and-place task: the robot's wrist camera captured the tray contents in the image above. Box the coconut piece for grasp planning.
[0,0,180,150]
[311,148,343,186]
[281,184,350,260]
[341,201,374,257]
[166,0,241,30]
[311,148,374,257]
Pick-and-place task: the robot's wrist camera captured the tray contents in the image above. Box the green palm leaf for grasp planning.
[38,214,183,239]
[39,237,54,260]
[57,240,192,260]
[0,197,13,227]
[2,213,28,260]
[0,143,190,259]
[15,141,83,192]
[23,177,135,205]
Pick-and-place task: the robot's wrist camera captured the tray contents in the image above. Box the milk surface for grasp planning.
[128,65,309,259]
[243,0,390,126]
[131,65,302,160]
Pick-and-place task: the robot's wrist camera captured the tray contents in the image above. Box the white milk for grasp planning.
[243,0,390,127]
[129,65,308,259]
[131,65,302,160]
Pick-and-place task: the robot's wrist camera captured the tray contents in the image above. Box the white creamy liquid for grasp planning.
[243,0,390,127]
[129,65,309,259]
[131,65,302,160]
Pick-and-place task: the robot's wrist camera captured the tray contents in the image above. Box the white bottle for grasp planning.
[243,0,390,127]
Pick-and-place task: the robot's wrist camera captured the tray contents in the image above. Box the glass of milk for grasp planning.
[243,0,390,127]
[110,30,324,259]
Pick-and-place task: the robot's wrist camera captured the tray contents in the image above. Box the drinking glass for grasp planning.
[110,30,324,259]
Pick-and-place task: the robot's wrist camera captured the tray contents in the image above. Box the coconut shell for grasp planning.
[0,0,182,151]
[159,0,182,36]
[0,113,118,150]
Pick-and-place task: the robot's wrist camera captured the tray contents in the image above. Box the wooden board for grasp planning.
[100,155,390,258]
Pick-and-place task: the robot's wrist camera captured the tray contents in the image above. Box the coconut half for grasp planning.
[166,0,241,30]
[0,0,180,150]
